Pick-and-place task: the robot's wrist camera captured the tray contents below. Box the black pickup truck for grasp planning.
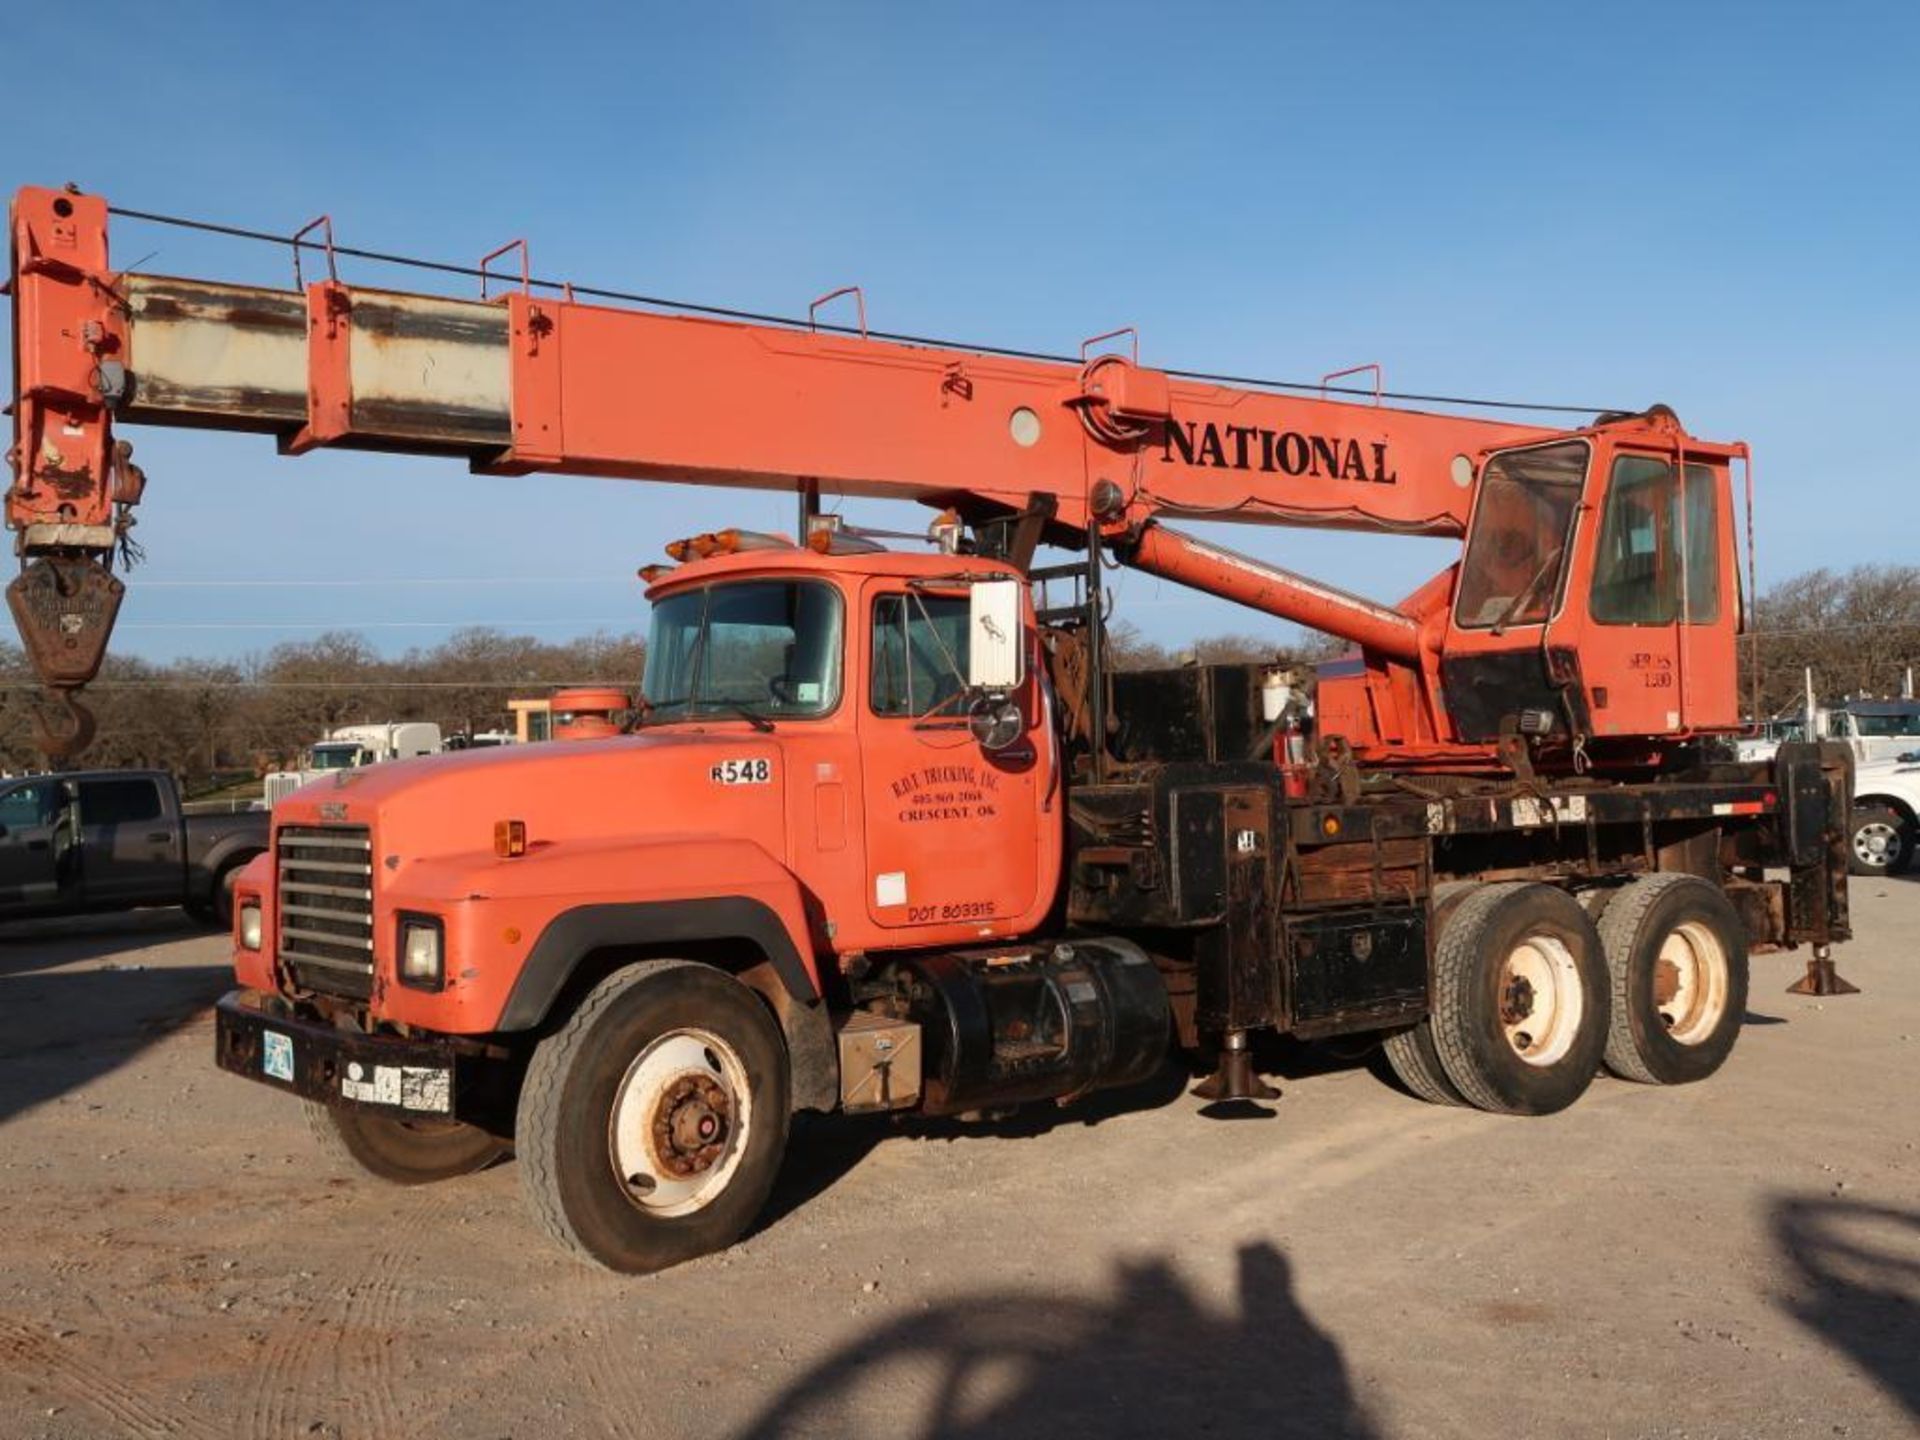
[0,770,268,927]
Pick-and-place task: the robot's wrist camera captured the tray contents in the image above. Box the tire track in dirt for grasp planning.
[0,1315,222,1440]
[524,1269,652,1440]
[574,1330,652,1440]
[239,1193,433,1439]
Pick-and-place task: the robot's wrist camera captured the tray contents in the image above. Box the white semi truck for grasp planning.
[263,722,443,809]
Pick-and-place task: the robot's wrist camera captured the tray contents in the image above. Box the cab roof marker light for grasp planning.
[929,508,963,555]
[718,529,798,552]
[806,529,887,556]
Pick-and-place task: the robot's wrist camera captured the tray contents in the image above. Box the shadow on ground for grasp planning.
[0,907,214,977]
[1772,1193,1920,1422]
[732,1239,1375,1439]
[0,910,227,1125]
[754,1061,1195,1236]
[757,1037,1378,1235]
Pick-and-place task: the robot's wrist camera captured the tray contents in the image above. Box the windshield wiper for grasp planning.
[702,699,775,733]
[636,696,775,732]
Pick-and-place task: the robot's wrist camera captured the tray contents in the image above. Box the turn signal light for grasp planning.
[494,819,528,858]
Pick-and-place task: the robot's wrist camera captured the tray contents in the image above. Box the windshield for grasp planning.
[1454,441,1589,630]
[309,744,368,770]
[643,580,844,721]
[1850,710,1920,738]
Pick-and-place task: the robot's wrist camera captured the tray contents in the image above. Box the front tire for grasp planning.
[1848,804,1912,877]
[516,960,791,1274]
[1430,883,1610,1116]
[1595,873,1748,1085]
[303,1102,508,1184]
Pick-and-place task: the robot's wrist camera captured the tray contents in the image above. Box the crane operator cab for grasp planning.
[1440,411,1743,752]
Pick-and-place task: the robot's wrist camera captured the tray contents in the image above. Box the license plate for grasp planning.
[261,1030,295,1083]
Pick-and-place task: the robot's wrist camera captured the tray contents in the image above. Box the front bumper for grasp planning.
[215,990,482,1119]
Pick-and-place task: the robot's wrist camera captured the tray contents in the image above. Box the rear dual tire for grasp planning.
[1427,883,1610,1115]
[1389,875,1747,1111]
[1592,873,1747,1085]
[1389,883,1609,1115]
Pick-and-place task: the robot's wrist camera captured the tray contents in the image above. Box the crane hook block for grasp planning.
[5,555,125,689]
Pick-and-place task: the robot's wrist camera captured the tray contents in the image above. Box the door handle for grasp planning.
[146,831,172,844]
[26,839,49,852]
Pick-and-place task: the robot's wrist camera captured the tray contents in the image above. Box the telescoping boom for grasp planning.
[8,185,1746,773]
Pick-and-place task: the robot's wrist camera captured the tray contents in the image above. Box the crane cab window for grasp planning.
[871,593,970,718]
[1589,458,1721,625]
[1455,441,1588,629]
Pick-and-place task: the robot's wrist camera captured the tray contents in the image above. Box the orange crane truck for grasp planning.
[5,186,1855,1272]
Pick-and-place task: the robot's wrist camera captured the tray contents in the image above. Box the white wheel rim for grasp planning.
[1497,934,1583,1067]
[1653,920,1730,1046]
[1853,821,1899,868]
[608,1028,752,1218]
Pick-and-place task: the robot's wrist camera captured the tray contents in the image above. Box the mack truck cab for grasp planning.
[217,535,1171,1273]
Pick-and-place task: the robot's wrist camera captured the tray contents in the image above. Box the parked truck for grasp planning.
[263,722,443,808]
[4,187,1856,1274]
[0,769,267,926]
[1845,756,1920,876]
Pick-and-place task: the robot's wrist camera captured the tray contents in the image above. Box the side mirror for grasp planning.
[966,578,1022,692]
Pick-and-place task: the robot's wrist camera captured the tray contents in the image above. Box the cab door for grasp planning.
[0,778,68,907]
[73,775,181,904]
[855,580,1052,939]
[1572,446,1738,736]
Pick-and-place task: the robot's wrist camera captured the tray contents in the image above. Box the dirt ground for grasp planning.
[0,884,1914,1440]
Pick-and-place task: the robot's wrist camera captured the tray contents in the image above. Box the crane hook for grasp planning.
[30,688,97,763]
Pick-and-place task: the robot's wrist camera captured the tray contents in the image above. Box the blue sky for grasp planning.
[4,2,1915,665]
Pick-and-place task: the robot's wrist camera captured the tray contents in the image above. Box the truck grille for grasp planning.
[277,825,375,998]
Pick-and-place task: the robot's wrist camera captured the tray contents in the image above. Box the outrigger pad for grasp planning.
[6,555,124,689]
[1785,956,1861,997]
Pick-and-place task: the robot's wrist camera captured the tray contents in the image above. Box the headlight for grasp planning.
[238,901,263,951]
[398,914,445,992]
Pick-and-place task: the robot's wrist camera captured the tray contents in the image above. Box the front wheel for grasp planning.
[516,960,791,1274]
[303,1102,509,1184]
